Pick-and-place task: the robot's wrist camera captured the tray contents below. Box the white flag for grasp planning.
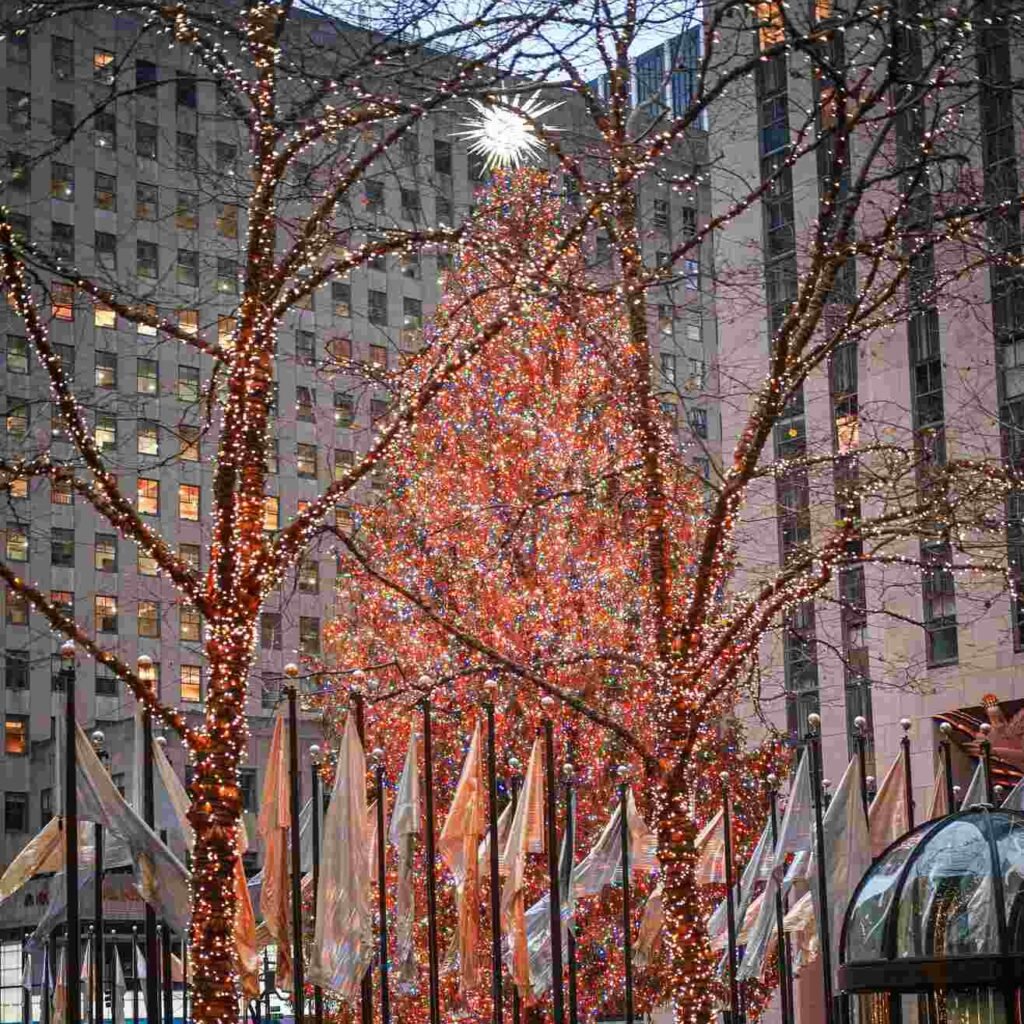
[308,714,373,1003]
[710,819,773,951]
[869,754,910,857]
[389,733,420,987]
[961,761,988,808]
[21,952,32,992]
[112,946,126,1024]
[1002,777,1024,812]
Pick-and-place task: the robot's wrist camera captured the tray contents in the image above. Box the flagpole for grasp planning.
[720,774,740,1024]
[45,935,54,1024]
[421,697,442,1024]
[939,722,955,814]
[507,769,522,1024]
[284,678,306,1024]
[23,950,31,1024]
[60,642,81,1024]
[900,718,915,828]
[138,658,160,1024]
[351,690,373,1024]
[542,712,565,1024]
[806,714,834,1024]
[483,685,503,1024]
[980,722,994,804]
[767,777,794,1024]
[618,779,634,1024]
[181,939,188,1024]
[373,753,391,1024]
[156,824,171,1024]
[308,748,324,1024]
[130,928,138,1024]
[90,734,106,1024]
[852,717,869,820]
[564,769,578,1024]
[262,950,271,1024]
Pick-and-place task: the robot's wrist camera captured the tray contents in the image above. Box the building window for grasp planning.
[179,484,200,521]
[179,425,200,462]
[136,122,158,160]
[94,111,116,149]
[328,337,352,363]
[261,613,282,650]
[239,768,257,812]
[681,206,697,239]
[175,191,198,231]
[176,72,197,108]
[95,414,117,452]
[138,420,160,456]
[52,283,74,321]
[296,444,318,479]
[684,258,700,290]
[688,407,708,438]
[135,182,159,221]
[6,336,28,375]
[180,665,202,704]
[334,449,354,480]
[178,366,201,403]
[296,331,316,366]
[7,89,30,131]
[138,478,159,516]
[136,58,158,93]
[51,163,74,200]
[6,399,28,438]
[137,359,158,396]
[653,199,670,231]
[368,290,387,326]
[180,607,201,643]
[661,352,677,384]
[138,601,160,638]
[51,479,73,506]
[298,559,319,594]
[216,259,238,295]
[334,393,355,428]
[177,132,197,172]
[922,541,958,665]
[299,617,320,656]
[49,528,74,568]
[177,250,198,288]
[296,386,315,423]
[52,222,75,262]
[52,36,73,79]
[50,591,73,618]
[263,496,279,532]
[137,241,158,280]
[40,788,53,826]
[371,398,389,426]
[216,141,237,173]
[52,100,74,138]
[179,543,200,571]
[95,231,117,271]
[5,527,28,563]
[5,650,29,691]
[332,283,351,318]
[365,180,384,214]
[95,534,117,572]
[138,550,158,577]
[216,204,239,239]
[4,792,28,831]
[95,351,117,390]
[94,301,116,329]
[400,188,421,220]
[95,595,118,634]
[93,47,114,81]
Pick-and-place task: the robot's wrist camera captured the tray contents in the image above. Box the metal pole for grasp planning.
[421,699,442,1024]
[484,697,503,1024]
[94,826,104,1024]
[509,776,522,1024]
[619,783,634,1024]
[130,929,138,1024]
[62,645,81,1024]
[542,719,565,1024]
[262,950,271,1024]
[564,777,578,1024]
[721,775,740,1024]
[853,717,869,820]
[768,781,794,1024]
[374,759,391,1024]
[45,933,54,1024]
[285,687,305,1024]
[939,723,955,814]
[309,755,323,1024]
[141,711,160,1024]
[23,949,31,1024]
[181,940,188,1024]
[87,928,94,1024]
[981,725,995,804]
[159,921,171,1024]
[900,718,915,828]
[352,693,373,1024]
[807,715,834,1024]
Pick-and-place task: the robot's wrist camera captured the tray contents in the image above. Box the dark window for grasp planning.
[95,231,117,270]
[5,792,28,832]
[53,37,74,80]
[299,617,320,655]
[8,90,31,131]
[177,132,197,171]
[136,59,158,94]
[52,222,75,261]
[334,393,355,428]
[52,100,74,138]
[434,139,452,176]
[922,541,958,665]
[368,290,387,326]
[239,768,257,812]
[94,111,116,149]
[51,528,75,568]
[260,613,282,650]
[136,122,158,160]
[176,72,196,108]
[40,789,52,826]
[177,249,198,287]
[5,650,29,690]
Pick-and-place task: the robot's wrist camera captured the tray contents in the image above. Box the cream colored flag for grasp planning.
[635,882,664,968]
[389,733,420,986]
[500,737,544,998]
[868,755,910,858]
[439,723,487,993]
[928,758,951,819]
[694,808,726,884]
[257,709,292,993]
[153,737,194,852]
[0,816,64,907]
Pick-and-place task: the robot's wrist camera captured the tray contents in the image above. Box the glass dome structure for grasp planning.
[839,806,1024,1023]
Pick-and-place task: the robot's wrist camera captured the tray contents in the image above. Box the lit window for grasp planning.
[756,2,784,47]
[217,205,238,238]
[5,719,28,757]
[6,336,28,374]
[178,309,199,336]
[95,352,117,389]
[264,495,280,532]
[178,366,201,403]
[138,601,160,638]
[136,182,158,221]
[138,478,159,515]
[216,259,238,294]
[296,386,315,422]
[136,242,158,280]
[137,359,158,395]
[6,592,28,625]
[137,304,158,337]
[179,425,200,462]
[298,559,319,594]
[50,591,73,617]
[179,544,200,571]
[370,344,388,368]
[180,665,202,703]
[179,484,200,521]
[95,595,118,633]
[299,617,320,655]
[334,394,355,428]
[333,283,351,317]
[328,337,352,363]
[138,550,158,577]
[51,479,73,506]
[176,191,198,230]
[94,172,116,210]
[5,528,29,562]
[95,535,117,572]
[334,448,354,481]
[180,607,201,642]
[138,420,160,456]
[95,414,117,451]
[52,283,74,321]
[218,317,236,347]
[94,303,116,329]
[6,399,28,438]
[297,443,318,479]
[93,49,114,81]
[8,479,27,500]
[51,163,74,200]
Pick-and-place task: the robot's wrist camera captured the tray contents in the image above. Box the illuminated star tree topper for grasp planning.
[453,91,562,169]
